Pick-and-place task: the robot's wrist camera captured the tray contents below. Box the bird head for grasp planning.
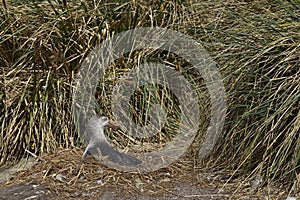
[96,116,120,130]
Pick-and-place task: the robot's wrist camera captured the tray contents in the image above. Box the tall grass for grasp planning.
[0,0,299,194]
[190,0,300,192]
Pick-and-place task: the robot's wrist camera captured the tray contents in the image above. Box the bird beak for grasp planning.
[107,120,120,130]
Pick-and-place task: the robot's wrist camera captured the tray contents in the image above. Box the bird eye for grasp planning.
[101,117,108,121]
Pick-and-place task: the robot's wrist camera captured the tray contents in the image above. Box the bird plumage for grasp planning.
[82,115,141,166]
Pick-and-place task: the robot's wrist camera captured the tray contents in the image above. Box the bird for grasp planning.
[82,115,142,166]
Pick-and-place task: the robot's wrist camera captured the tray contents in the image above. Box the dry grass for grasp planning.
[2,148,289,199]
[0,0,299,196]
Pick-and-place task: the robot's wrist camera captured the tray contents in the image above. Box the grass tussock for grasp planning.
[0,0,299,195]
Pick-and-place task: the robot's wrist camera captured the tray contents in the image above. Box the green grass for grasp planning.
[0,0,299,195]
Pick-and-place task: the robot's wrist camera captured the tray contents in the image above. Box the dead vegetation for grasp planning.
[0,0,299,197]
[2,148,289,199]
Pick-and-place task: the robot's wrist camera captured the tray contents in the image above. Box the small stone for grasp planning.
[250,177,263,188]
[55,174,64,181]
[96,180,103,185]
[97,168,103,174]
[135,178,143,188]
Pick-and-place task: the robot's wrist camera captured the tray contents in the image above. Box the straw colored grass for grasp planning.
[1,0,299,196]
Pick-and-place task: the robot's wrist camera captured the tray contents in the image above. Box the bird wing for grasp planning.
[83,140,141,166]
[99,141,142,166]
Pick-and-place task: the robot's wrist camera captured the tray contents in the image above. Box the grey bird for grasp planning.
[82,115,141,166]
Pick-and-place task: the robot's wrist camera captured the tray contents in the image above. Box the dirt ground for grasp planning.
[0,183,232,200]
[0,148,290,200]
